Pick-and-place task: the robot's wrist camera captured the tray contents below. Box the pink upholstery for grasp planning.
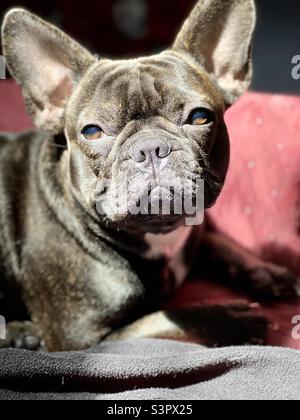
[0,79,299,349]
[0,80,34,132]
[213,93,300,275]
[177,93,300,350]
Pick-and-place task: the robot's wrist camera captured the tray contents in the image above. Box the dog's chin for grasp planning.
[125,214,186,234]
[108,214,186,235]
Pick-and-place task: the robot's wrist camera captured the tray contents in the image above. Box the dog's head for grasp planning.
[2,0,256,234]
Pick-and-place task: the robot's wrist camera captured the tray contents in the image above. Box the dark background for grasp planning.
[0,0,299,94]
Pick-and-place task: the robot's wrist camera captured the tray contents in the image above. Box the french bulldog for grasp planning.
[0,0,299,351]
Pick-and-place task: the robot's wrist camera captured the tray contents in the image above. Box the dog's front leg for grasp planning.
[0,321,41,350]
[195,232,300,299]
[28,270,147,352]
[21,245,150,352]
[105,303,268,347]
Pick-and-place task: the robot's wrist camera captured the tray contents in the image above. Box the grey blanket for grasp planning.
[0,339,299,400]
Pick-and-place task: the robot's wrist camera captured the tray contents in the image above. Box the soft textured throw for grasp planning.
[0,339,299,400]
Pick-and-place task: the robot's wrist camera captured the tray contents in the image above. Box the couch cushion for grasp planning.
[0,80,34,132]
[212,93,300,274]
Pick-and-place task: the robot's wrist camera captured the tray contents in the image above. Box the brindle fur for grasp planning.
[0,1,299,351]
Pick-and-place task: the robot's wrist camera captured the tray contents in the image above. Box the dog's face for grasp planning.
[2,0,256,234]
[66,53,228,232]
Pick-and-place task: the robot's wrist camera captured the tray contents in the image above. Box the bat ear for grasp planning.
[173,0,256,105]
[2,9,96,133]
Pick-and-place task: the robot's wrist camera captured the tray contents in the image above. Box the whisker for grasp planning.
[202,166,220,179]
[45,136,68,150]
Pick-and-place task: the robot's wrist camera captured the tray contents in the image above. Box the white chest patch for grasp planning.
[144,226,193,288]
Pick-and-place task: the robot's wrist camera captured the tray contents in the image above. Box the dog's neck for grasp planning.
[143,226,192,260]
[143,226,194,289]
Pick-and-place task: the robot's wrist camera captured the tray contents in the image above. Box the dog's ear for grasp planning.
[2,9,96,133]
[173,0,256,105]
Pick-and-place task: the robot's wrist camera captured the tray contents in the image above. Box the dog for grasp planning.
[0,0,299,352]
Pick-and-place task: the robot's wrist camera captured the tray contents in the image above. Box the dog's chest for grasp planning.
[143,226,193,289]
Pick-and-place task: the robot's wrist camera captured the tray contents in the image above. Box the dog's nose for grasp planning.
[130,140,171,164]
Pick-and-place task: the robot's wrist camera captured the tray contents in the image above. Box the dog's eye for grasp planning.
[81,125,103,140]
[189,109,214,126]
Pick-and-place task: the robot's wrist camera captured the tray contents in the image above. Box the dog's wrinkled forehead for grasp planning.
[68,51,224,134]
[2,2,256,134]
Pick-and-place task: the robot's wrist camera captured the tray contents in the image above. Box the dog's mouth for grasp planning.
[126,186,187,233]
[126,214,185,234]
[136,185,176,212]
[95,176,204,234]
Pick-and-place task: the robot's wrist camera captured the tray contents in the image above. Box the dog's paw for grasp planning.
[0,321,42,351]
[243,265,300,299]
[171,303,269,347]
[205,302,269,346]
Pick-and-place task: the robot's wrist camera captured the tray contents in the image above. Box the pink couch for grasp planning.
[1,79,299,349]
